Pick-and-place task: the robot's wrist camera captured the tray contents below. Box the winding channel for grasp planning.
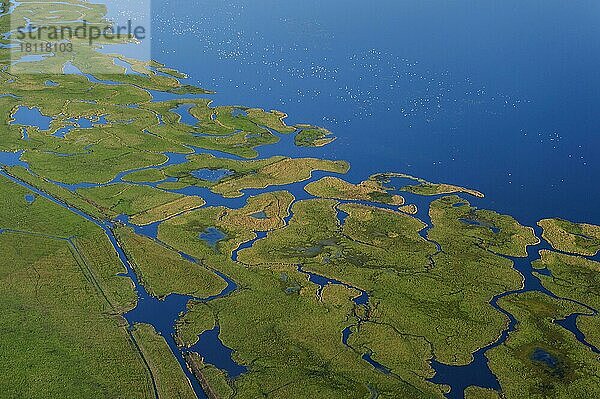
[425,215,600,398]
[4,143,600,399]
[3,36,600,397]
[0,164,226,399]
[3,133,600,399]
[1,144,380,398]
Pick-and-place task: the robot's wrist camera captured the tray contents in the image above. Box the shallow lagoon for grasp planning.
[11,106,52,130]
[199,227,227,249]
[191,168,233,182]
[189,326,248,379]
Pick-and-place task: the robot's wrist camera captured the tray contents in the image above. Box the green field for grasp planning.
[0,176,151,397]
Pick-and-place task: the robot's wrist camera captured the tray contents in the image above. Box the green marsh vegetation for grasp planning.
[158,190,295,263]
[161,193,541,397]
[294,124,337,147]
[464,386,502,399]
[176,302,217,347]
[402,182,484,198]
[372,173,485,198]
[5,165,112,220]
[132,324,198,399]
[0,171,220,398]
[532,250,600,312]
[143,102,299,158]
[0,231,157,398]
[399,203,418,214]
[185,352,235,399]
[23,147,167,184]
[227,196,538,394]
[429,196,539,258]
[538,218,600,256]
[245,108,297,133]
[128,196,206,226]
[162,154,286,190]
[2,1,600,397]
[0,177,153,397]
[123,168,167,183]
[159,196,444,397]
[532,250,600,349]
[239,196,537,366]
[116,226,227,298]
[1,2,339,187]
[486,292,600,399]
[76,183,187,218]
[157,103,284,159]
[163,154,349,197]
[304,176,405,205]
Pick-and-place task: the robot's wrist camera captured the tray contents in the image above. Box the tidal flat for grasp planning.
[1,0,600,398]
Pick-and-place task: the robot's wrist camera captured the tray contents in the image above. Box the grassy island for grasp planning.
[305,176,405,205]
[164,154,349,197]
[372,173,484,198]
[538,218,600,256]
[294,124,337,147]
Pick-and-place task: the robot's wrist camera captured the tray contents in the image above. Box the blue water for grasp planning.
[191,168,233,182]
[199,227,227,249]
[0,167,248,399]
[172,103,200,126]
[5,0,600,397]
[48,151,183,191]
[114,214,161,239]
[362,352,392,375]
[11,106,52,130]
[52,126,73,139]
[144,0,600,226]
[341,326,352,345]
[113,57,143,75]
[431,351,501,396]
[555,314,600,354]
[188,326,248,379]
[0,150,27,167]
[70,115,108,128]
[250,211,267,219]
[531,348,558,369]
[0,0,19,17]
[147,90,206,102]
[74,117,94,129]
[336,208,350,225]
[12,54,51,64]
[231,108,247,117]
[51,116,108,138]
[458,218,501,234]
[297,265,369,306]
[231,231,267,262]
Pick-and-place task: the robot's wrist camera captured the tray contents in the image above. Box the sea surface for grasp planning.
[112,0,600,226]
